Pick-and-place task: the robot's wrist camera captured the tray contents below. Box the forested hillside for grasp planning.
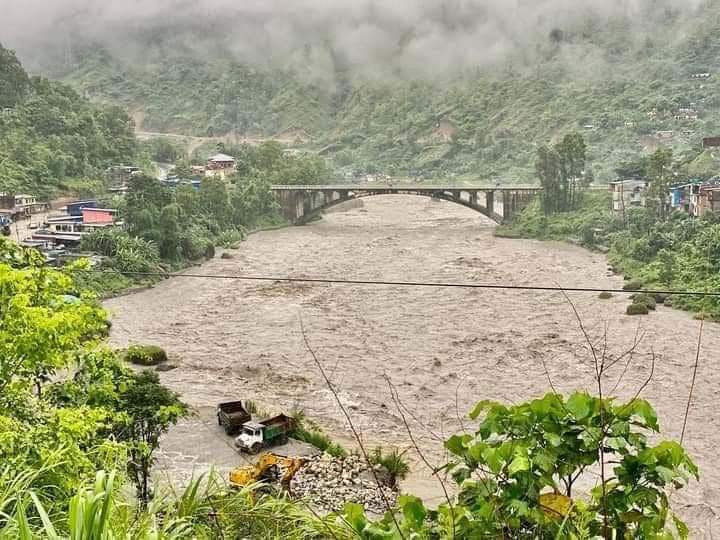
[0,44,136,197]
[27,2,720,181]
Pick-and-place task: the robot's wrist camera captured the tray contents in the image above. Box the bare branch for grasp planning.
[558,288,609,537]
[558,287,601,381]
[625,348,656,407]
[384,374,456,540]
[297,314,403,536]
[681,319,704,444]
[539,353,560,395]
[454,381,468,435]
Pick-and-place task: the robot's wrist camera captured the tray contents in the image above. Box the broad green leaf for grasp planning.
[398,495,427,530]
[508,454,530,475]
[343,502,368,534]
[543,432,563,447]
[482,447,503,474]
[628,399,659,431]
[619,510,644,523]
[445,434,471,455]
[469,400,496,420]
[656,466,676,483]
[566,393,592,420]
[606,437,628,451]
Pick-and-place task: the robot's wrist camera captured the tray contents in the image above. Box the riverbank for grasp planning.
[497,192,720,319]
[104,195,720,536]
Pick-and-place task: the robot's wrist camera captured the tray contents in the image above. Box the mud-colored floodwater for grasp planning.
[106,196,719,535]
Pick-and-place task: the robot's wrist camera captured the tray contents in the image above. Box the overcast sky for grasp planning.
[0,0,704,78]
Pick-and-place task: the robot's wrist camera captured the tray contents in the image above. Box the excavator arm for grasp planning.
[229,453,305,491]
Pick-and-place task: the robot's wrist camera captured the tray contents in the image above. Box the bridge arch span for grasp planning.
[271,185,541,225]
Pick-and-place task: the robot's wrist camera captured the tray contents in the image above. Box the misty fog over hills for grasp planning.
[3,0,720,179]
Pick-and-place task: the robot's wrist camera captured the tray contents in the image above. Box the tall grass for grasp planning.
[2,468,353,540]
[369,447,410,487]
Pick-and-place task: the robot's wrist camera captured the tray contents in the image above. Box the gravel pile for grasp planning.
[291,454,397,514]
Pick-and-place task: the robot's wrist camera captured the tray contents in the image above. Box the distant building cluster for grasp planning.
[610,133,720,220]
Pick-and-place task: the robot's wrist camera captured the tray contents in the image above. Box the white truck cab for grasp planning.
[234,421,264,452]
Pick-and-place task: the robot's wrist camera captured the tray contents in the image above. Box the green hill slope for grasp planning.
[0,44,136,197]
[39,3,720,182]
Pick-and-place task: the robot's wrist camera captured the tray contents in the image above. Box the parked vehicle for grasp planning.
[234,414,295,454]
[216,401,251,435]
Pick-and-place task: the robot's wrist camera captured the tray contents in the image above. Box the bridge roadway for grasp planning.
[270,184,542,224]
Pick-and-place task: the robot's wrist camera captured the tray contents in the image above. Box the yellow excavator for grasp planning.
[229,453,306,492]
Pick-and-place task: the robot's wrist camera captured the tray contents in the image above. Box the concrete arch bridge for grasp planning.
[271,185,542,224]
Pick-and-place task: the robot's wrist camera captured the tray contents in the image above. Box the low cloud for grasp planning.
[0,0,705,79]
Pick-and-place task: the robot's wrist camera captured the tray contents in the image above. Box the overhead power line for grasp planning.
[79,270,720,298]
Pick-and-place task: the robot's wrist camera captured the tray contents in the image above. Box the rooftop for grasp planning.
[208,153,236,162]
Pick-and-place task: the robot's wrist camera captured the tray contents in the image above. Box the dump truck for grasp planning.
[234,414,295,454]
[216,400,251,435]
[229,453,305,491]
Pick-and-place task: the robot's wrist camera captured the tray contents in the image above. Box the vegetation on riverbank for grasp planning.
[73,139,333,296]
[0,236,699,538]
[499,188,720,318]
[496,191,617,244]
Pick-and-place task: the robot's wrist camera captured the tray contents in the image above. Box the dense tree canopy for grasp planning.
[0,43,29,108]
[0,44,137,197]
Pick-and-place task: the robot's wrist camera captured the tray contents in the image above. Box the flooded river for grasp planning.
[106,195,719,535]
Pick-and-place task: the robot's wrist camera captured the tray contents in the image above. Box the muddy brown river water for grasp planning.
[106,195,719,536]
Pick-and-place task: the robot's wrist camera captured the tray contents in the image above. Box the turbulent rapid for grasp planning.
[106,195,720,534]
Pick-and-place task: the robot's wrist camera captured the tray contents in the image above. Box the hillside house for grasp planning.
[206,153,236,179]
[691,73,711,79]
[703,137,720,148]
[106,165,141,186]
[697,184,720,216]
[674,108,699,121]
[670,181,703,214]
[609,179,648,214]
[37,206,119,247]
[82,208,117,224]
[65,200,98,217]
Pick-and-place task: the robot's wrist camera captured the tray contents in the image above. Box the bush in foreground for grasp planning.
[598,291,613,299]
[347,393,698,539]
[125,345,169,366]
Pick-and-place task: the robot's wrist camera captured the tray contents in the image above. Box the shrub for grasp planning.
[654,293,668,304]
[291,411,347,457]
[633,293,657,310]
[598,291,613,299]
[124,345,169,366]
[294,428,347,457]
[370,447,410,487]
[215,228,246,249]
[622,280,643,291]
[626,303,649,316]
[81,229,161,274]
